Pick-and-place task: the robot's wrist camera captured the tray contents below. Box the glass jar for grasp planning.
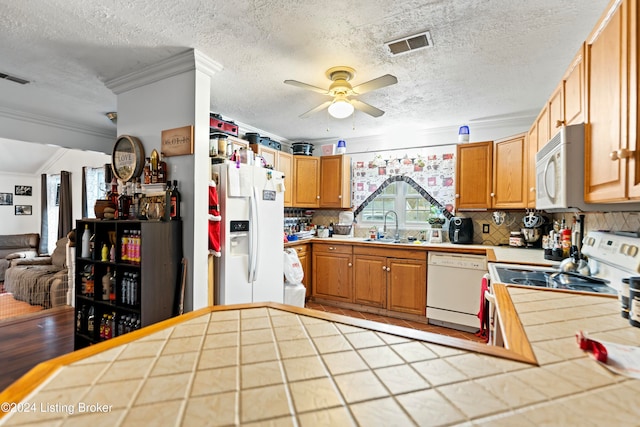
[509,231,525,247]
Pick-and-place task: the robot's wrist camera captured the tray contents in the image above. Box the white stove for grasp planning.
[489,231,640,297]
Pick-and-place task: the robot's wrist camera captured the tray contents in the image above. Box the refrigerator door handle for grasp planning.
[248,186,259,283]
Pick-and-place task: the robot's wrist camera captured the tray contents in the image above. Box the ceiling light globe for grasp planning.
[328,100,354,119]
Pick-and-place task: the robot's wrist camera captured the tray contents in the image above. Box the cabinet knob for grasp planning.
[296,247,302,252]
[328,246,335,250]
[386,267,390,272]
[490,192,495,197]
[530,187,535,192]
[382,266,387,271]
[348,262,352,267]
[455,194,460,199]
[555,120,564,128]
[316,196,320,199]
[338,195,342,199]
[610,150,619,161]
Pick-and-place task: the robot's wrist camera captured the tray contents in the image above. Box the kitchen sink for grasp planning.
[363,238,403,244]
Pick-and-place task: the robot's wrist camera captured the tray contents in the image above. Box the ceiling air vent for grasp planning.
[385,31,433,56]
[0,72,30,85]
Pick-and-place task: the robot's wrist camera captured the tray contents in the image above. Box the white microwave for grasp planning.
[535,124,584,211]
[535,124,640,212]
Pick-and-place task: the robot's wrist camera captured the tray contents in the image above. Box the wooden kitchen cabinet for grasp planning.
[492,133,528,209]
[456,137,528,210]
[526,124,538,207]
[353,246,427,316]
[312,243,352,303]
[320,154,351,208]
[278,151,294,207]
[251,144,294,207]
[563,44,586,126]
[585,0,640,202]
[293,156,320,207]
[353,254,386,308]
[455,141,493,210]
[290,243,312,298]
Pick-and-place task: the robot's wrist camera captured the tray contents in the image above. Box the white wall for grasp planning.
[42,149,112,222]
[0,172,41,235]
[0,150,111,238]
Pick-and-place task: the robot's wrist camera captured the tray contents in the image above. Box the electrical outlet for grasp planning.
[483,224,490,234]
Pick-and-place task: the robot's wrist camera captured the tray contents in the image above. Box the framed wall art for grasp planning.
[15,205,32,215]
[161,125,194,157]
[0,193,13,205]
[15,185,32,196]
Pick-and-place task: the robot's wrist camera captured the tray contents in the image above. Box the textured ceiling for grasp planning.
[0,0,609,155]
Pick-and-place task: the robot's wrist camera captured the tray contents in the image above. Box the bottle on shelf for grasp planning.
[109,244,115,263]
[150,149,159,184]
[109,270,116,303]
[143,157,152,185]
[101,243,109,262]
[102,267,112,301]
[99,314,106,339]
[86,266,95,298]
[560,218,572,258]
[121,231,129,262]
[87,306,95,334]
[158,152,168,183]
[76,305,85,333]
[170,180,180,220]
[81,224,91,258]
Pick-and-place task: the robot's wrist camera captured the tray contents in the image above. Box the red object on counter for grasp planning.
[576,331,608,363]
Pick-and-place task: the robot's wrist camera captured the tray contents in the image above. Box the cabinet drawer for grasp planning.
[313,242,353,254]
[354,245,425,260]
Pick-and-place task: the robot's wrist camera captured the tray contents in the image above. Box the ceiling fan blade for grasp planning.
[284,79,330,95]
[351,99,385,117]
[352,74,398,95]
[300,100,333,118]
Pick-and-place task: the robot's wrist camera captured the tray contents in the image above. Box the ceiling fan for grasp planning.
[284,66,398,119]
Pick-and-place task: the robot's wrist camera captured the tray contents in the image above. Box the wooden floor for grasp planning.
[0,307,74,392]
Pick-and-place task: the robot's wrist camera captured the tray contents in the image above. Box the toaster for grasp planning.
[449,217,474,244]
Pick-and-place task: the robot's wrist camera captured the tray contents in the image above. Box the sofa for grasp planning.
[4,236,69,308]
[0,233,40,281]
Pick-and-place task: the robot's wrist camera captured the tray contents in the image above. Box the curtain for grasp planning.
[58,171,72,239]
[39,174,48,255]
[81,166,88,219]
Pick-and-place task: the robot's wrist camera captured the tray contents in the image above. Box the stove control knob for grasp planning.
[628,246,638,257]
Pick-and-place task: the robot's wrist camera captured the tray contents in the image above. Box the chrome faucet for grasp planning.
[383,210,399,241]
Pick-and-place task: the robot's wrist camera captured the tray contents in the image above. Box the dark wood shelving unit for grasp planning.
[74,219,182,350]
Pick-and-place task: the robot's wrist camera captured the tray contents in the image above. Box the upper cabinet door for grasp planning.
[564,44,586,126]
[293,156,320,207]
[492,133,528,209]
[319,155,351,208]
[455,141,493,210]
[585,0,628,202]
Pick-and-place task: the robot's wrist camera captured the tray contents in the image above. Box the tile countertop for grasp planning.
[287,236,559,267]
[1,292,637,426]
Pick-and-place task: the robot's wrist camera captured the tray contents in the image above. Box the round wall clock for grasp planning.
[111,135,145,182]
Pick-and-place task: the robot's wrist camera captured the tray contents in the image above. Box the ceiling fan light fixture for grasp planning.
[328,98,354,119]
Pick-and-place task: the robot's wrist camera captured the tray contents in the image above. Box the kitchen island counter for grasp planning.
[1,292,637,426]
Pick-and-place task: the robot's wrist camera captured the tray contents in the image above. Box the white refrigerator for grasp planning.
[212,162,285,305]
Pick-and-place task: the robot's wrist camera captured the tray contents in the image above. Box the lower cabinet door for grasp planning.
[353,255,386,308]
[387,258,427,316]
[312,253,352,302]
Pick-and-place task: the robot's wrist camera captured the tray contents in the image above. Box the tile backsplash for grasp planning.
[310,209,640,245]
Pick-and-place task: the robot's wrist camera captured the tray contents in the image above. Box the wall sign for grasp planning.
[161,125,194,157]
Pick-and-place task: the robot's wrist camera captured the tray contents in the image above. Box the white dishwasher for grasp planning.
[427,252,487,333]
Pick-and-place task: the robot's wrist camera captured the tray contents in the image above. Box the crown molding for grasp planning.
[0,106,115,139]
[106,49,223,94]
